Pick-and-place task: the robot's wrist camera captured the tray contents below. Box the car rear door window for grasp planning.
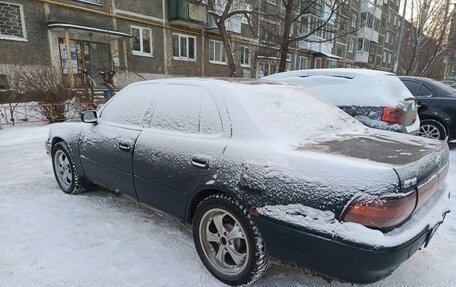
[402,80,420,96]
[200,95,223,135]
[101,84,158,126]
[417,84,434,98]
[148,84,222,135]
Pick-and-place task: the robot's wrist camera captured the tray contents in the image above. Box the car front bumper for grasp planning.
[254,185,450,284]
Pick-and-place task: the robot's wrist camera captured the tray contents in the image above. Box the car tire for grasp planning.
[419,119,447,141]
[192,194,268,286]
[51,141,85,195]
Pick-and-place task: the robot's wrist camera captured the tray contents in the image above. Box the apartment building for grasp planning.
[334,0,402,70]
[0,0,403,89]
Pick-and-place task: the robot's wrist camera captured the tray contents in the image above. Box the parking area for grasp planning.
[1,123,455,287]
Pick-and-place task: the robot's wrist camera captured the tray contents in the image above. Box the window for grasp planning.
[173,33,196,61]
[287,54,292,71]
[101,84,159,126]
[200,94,223,135]
[357,38,369,52]
[315,58,322,69]
[240,46,250,67]
[299,56,308,70]
[0,2,26,41]
[0,74,8,90]
[382,51,387,63]
[385,32,391,44]
[74,0,102,5]
[352,13,358,28]
[387,53,391,64]
[417,85,433,98]
[370,41,377,54]
[348,39,354,53]
[132,26,152,56]
[209,40,227,64]
[240,3,251,24]
[402,80,420,96]
[357,38,363,51]
[328,59,337,68]
[148,85,222,135]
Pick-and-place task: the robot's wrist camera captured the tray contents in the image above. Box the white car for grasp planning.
[263,69,420,135]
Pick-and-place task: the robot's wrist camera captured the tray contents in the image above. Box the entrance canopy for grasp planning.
[311,51,342,59]
[47,22,131,38]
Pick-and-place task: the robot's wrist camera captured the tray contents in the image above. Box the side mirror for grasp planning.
[81,110,98,123]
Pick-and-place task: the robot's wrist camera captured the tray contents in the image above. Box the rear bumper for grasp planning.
[45,138,51,156]
[405,116,420,135]
[255,185,450,283]
[255,212,447,283]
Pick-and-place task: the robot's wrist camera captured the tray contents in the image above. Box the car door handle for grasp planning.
[191,155,209,169]
[417,102,427,108]
[118,142,131,152]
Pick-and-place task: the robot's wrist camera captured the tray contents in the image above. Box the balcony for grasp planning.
[355,51,369,63]
[168,0,208,27]
[360,0,382,19]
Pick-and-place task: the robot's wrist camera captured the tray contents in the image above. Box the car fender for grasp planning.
[48,122,85,180]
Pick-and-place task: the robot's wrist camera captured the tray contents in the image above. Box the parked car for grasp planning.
[46,78,449,286]
[400,76,456,141]
[262,69,420,135]
[440,80,455,88]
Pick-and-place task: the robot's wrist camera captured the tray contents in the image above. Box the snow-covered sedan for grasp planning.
[46,78,450,286]
[263,69,420,135]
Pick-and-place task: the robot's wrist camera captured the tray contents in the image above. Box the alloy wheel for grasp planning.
[419,124,441,140]
[54,149,73,190]
[199,208,249,277]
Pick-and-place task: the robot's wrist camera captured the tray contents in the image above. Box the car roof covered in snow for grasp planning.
[127,77,285,88]
[120,77,362,143]
[262,68,395,80]
[261,69,413,107]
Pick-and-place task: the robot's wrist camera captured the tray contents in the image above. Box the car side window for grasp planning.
[200,95,223,135]
[147,84,222,135]
[101,84,158,126]
[402,80,420,96]
[417,84,433,98]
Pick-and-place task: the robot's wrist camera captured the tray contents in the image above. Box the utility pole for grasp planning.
[394,0,408,74]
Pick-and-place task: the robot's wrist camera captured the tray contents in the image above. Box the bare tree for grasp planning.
[18,67,76,123]
[267,0,357,72]
[399,0,452,77]
[0,66,29,125]
[192,0,259,77]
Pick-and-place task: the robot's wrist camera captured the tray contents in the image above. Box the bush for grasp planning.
[16,67,77,123]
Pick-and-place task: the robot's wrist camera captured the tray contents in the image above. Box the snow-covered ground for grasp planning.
[0,123,455,287]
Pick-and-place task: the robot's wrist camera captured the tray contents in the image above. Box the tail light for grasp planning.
[340,191,417,229]
[381,107,405,125]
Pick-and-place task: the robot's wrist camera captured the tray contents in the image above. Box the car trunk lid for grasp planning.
[297,131,449,196]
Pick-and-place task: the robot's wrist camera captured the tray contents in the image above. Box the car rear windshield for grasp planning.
[237,84,364,142]
[428,78,456,96]
[275,74,413,107]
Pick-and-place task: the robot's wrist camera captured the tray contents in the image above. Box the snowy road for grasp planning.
[0,124,455,287]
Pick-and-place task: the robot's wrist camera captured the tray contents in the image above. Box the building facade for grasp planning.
[0,0,403,89]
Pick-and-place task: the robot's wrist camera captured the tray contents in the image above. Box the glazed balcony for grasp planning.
[168,0,208,27]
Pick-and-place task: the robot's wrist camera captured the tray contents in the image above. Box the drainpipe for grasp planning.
[202,29,205,77]
[65,29,75,88]
[162,0,168,76]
